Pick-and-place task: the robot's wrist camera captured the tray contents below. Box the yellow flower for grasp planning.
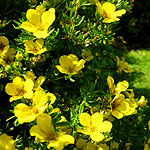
[14,88,55,124]
[0,48,16,68]
[110,94,130,119]
[111,94,137,119]
[56,54,86,76]
[138,96,148,107]
[96,2,126,23]
[82,50,93,61]
[116,56,134,73]
[0,36,10,58]
[5,76,34,102]
[0,133,15,150]
[21,5,55,38]
[107,76,129,94]
[30,113,74,150]
[25,71,45,90]
[77,112,112,142]
[24,39,47,55]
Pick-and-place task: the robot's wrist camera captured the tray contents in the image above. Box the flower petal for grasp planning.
[112,9,126,17]
[91,112,103,127]
[102,2,116,14]
[79,112,91,127]
[30,125,47,140]
[14,103,36,124]
[37,113,54,133]
[90,132,104,142]
[5,83,18,96]
[99,121,112,132]
[24,79,34,92]
[21,21,37,33]
[26,9,41,26]
[42,8,55,27]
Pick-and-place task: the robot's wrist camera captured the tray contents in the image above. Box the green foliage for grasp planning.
[0,0,149,150]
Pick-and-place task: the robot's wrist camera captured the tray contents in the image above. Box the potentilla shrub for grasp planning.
[0,0,149,150]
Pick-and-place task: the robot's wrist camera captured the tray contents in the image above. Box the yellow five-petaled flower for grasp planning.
[77,112,112,142]
[24,39,47,55]
[5,76,34,102]
[14,87,56,124]
[96,2,126,23]
[30,113,74,150]
[56,54,86,76]
[21,5,55,38]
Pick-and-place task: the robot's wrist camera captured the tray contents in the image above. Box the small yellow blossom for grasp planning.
[77,112,112,142]
[14,88,56,124]
[82,50,93,61]
[30,113,74,150]
[5,76,34,102]
[21,5,55,38]
[56,54,86,76]
[110,94,137,119]
[110,94,129,119]
[0,48,16,68]
[107,76,129,95]
[0,133,15,150]
[116,56,134,73]
[138,96,148,107]
[24,39,47,55]
[0,36,10,58]
[96,2,126,23]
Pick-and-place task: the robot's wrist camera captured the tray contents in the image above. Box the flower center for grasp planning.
[32,107,39,114]
[111,100,120,110]
[38,25,44,31]
[18,89,26,96]
[47,132,57,140]
[90,126,96,132]
[68,67,75,73]
[32,48,39,53]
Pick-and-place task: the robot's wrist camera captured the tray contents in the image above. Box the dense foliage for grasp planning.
[0,0,149,150]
